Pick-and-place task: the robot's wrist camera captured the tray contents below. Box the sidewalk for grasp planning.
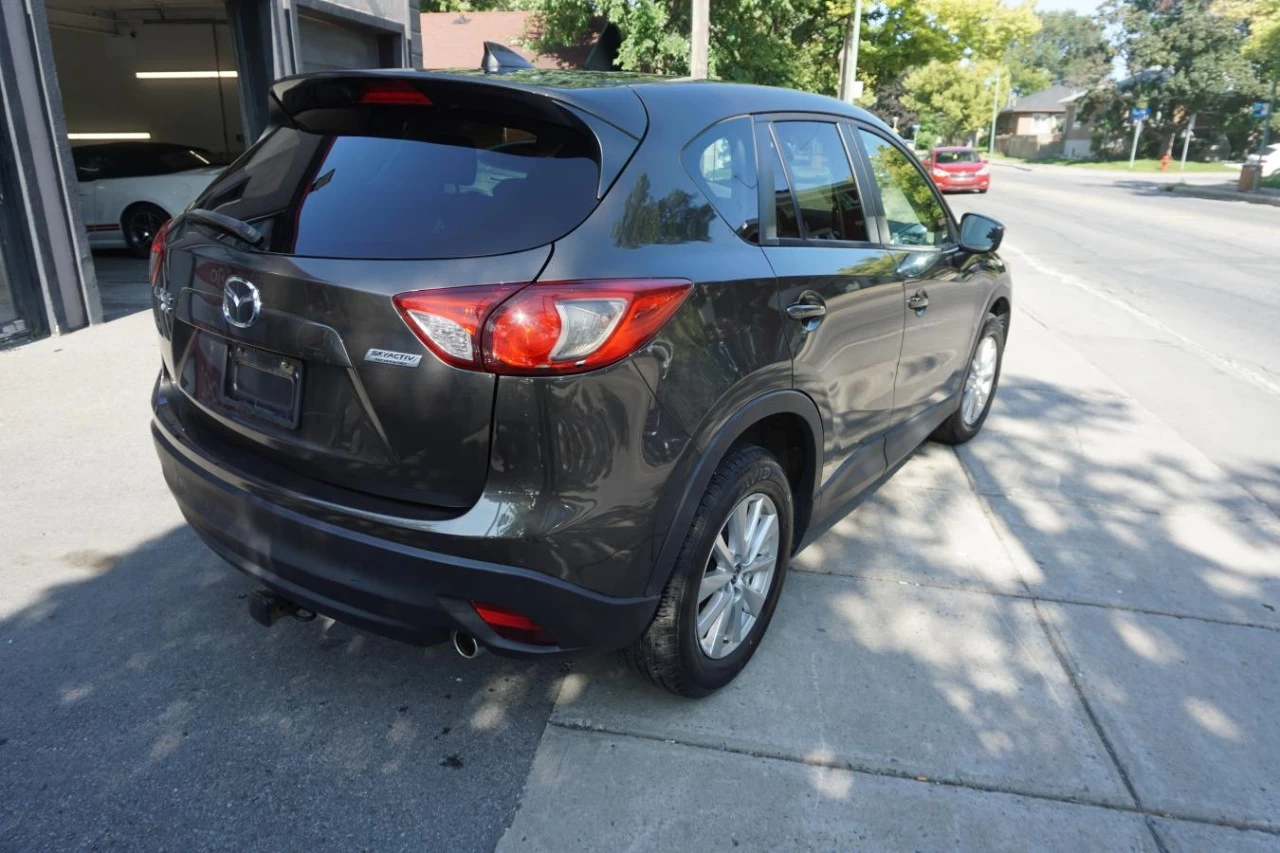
[1166,182,1280,208]
[498,308,1280,851]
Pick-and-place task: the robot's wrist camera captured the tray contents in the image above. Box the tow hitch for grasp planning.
[247,589,316,628]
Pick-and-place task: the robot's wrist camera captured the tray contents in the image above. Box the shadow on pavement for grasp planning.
[0,525,560,852]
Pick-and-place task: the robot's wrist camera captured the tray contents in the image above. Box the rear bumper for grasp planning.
[152,415,659,657]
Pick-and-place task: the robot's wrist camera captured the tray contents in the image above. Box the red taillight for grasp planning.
[394,279,692,375]
[471,602,554,645]
[149,218,172,286]
[359,80,432,106]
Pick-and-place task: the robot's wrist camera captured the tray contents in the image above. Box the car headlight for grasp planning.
[932,168,949,179]
[977,166,990,176]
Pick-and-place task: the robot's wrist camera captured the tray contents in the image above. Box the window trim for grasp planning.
[848,121,958,251]
[753,112,882,249]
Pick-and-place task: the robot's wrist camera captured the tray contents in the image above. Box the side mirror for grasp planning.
[959,212,1004,254]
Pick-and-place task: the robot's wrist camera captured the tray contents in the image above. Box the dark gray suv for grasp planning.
[150,70,1011,696]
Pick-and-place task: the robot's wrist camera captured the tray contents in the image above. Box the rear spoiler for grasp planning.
[269,70,647,139]
[266,71,645,198]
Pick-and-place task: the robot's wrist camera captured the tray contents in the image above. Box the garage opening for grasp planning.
[47,0,246,319]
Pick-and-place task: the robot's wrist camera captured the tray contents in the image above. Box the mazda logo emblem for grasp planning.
[222,276,261,329]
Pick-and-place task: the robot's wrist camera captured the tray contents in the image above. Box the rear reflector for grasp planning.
[394,279,692,376]
[149,218,172,286]
[359,80,432,106]
[471,602,554,645]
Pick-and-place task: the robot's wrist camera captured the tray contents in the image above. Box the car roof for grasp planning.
[934,146,976,151]
[275,69,896,139]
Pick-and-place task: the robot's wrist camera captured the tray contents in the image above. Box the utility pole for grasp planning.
[1262,78,1277,155]
[1129,116,1144,169]
[838,0,864,103]
[690,0,710,80]
[988,70,1000,156]
[1179,113,1195,172]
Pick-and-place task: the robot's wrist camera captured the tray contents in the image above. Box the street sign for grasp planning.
[1253,102,1272,119]
[1131,107,1151,121]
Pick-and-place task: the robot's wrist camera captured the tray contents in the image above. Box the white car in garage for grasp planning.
[72,142,224,257]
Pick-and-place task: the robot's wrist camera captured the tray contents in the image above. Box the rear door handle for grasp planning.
[786,302,827,321]
[907,290,929,312]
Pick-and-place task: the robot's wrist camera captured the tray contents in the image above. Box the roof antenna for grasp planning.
[482,42,533,74]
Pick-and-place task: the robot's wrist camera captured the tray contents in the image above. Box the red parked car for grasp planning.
[927,147,990,193]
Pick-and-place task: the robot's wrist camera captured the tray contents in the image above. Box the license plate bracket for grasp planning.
[225,343,303,429]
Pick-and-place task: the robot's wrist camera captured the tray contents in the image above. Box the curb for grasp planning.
[1165,184,1280,208]
[989,160,1034,172]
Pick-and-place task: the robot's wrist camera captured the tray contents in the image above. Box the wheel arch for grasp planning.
[645,389,823,597]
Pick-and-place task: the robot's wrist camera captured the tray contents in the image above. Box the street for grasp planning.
[3,165,1279,851]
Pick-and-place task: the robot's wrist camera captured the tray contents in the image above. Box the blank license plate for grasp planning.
[226,344,303,429]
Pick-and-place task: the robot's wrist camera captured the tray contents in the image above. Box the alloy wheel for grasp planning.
[962,334,998,426]
[696,492,779,659]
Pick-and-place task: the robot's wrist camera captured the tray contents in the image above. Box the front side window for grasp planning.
[682,117,759,242]
[772,121,868,242]
[858,130,949,247]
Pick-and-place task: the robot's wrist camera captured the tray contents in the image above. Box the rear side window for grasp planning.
[682,117,759,243]
[772,121,868,242]
[196,104,601,260]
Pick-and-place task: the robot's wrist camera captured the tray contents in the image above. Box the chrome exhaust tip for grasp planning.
[451,630,483,659]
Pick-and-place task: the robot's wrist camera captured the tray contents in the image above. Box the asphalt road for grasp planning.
[950,165,1280,518]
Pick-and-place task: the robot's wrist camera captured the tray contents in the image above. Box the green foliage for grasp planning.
[902,59,1004,144]
[1004,11,1114,92]
[854,0,1040,90]
[531,0,1033,105]
[421,0,540,11]
[1091,0,1264,156]
[534,0,843,86]
[1215,0,1280,76]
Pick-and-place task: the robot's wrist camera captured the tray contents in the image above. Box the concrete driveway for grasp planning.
[2,168,1279,851]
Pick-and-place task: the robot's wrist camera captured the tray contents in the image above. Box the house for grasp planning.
[420,11,614,71]
[995,84,1089,159]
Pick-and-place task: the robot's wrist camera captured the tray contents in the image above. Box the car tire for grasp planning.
[122,203,170,259]
[932,312,1005,445]
[627,444,793,697]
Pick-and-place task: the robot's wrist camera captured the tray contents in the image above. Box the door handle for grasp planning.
[786,302,827,321]
[907,290,929,313]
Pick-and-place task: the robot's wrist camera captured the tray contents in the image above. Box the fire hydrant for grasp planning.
[1160,153,1171,172]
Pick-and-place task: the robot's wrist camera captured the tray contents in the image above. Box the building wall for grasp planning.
[51,24,245,160]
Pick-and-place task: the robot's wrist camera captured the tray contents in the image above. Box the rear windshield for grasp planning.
[935,150,980,164]
[194,105,601,259]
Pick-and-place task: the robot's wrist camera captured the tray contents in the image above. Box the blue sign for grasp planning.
[1254,102,1272,119]
[1131,107,1151,121]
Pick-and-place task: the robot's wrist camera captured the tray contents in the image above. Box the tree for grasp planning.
[532,0,1035,102]
[1100,0,1263,156]
[533,0,842,86]
[1216,0,1280,75]
[1004,11,1114,93]
[901,59,1005,144]
[421,0,539,11]
[852,0,1040,91]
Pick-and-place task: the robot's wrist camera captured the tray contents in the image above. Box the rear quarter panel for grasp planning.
[533,98,792,592]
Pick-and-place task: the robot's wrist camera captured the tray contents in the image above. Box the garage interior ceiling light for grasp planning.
[135,71,238,79]
[68,132,152,140]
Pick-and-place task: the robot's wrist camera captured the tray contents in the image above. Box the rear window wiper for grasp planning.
[185,208,264,247]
